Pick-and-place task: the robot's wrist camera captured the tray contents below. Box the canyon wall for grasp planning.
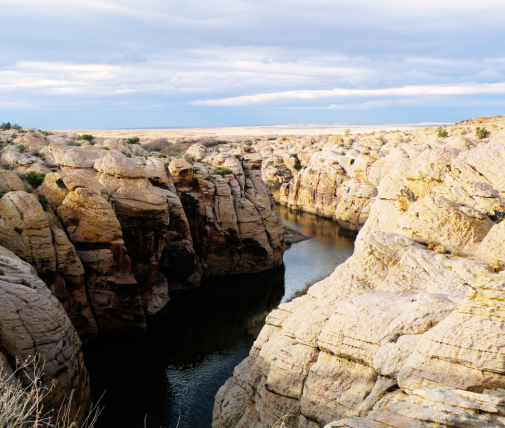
[213,123,505,427]
[0,129,285,421]
[0,132,285,340]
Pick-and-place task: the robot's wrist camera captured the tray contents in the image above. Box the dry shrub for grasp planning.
[0,356,101,428]
[143,138,170,152]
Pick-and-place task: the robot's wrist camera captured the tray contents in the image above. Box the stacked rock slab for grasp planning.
[213,125,505,427]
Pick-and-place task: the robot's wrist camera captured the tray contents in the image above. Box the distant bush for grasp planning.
[161,143,186,157]
[293,163,303,172]
[183,154,195,164]
[26,171,46,188]
[67,141,81,146]
[102,146,110,150]
[214,147,220,153]
[476,127,488,139]
[1,163,11,170]
[17,144,25,153]
[437,128,448,138]
[245,141,253,146]
[216,167,233,176]
[143,138,170,152]
[81,134,94,142]
[125,137,140,145]
[1,122,22,130]
[234,154,241,160]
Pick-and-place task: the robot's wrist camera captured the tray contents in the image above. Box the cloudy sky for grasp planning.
[1,0,505,128]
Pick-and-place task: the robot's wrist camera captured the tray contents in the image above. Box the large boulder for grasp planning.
[0,245,89,423]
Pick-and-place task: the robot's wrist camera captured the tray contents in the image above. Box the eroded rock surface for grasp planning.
[213,122,505,428]
[0,131,285,340]
[0,245,89,423]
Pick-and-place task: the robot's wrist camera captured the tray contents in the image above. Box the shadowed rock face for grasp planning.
[212,124,505,428]
[0,136,285,342]
[170,157,284,275]
[0,245,89,424]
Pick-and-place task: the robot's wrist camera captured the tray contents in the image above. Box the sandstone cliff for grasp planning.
[213,123,505,427]
[0,245,89,422]
[0,130,285,342]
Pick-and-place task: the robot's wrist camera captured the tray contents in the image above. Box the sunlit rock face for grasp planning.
[0,131,285,341]
[212,123,505,427]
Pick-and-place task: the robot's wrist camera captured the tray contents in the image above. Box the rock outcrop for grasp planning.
[0,131,285,341]
[213,123,505,427]
[0,245,89,422]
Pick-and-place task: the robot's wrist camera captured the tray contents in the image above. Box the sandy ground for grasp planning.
[50,122,455,140]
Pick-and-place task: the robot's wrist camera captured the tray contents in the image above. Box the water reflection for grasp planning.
[84,205,356,428]
[277,204,356,302]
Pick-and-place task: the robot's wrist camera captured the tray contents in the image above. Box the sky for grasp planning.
[1,0,505,129]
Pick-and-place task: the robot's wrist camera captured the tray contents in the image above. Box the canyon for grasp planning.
[2,117,505,427]
[210,117,505,427]
[0,128,285,421]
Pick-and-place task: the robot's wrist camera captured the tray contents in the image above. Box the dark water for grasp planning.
[83,206,356,428]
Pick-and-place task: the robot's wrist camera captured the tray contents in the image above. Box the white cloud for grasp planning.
[193,83,505,106]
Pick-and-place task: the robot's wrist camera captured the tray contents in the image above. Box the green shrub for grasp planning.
[294,163,303,171]
[234,154,241,160]
[214,147,220,153]
[17,144,25,153]
[0,122,20,130]
[216,166,233,176]
[38,194,49,211]
[245,141,253,146]
[476,127,488,139]
[289,153,298,160]
[81,134,94,142]
[437,128,448,138]
[67,141,81,147]
[102,146,110,150]
[125,137,140,145]
[161,143,186,157]
[26,171,46,188]
[183,154,195,164]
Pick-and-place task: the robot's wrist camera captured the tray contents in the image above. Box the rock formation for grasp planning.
[0,131,285,342]
[213,123,505,427]
[0,245,89,422]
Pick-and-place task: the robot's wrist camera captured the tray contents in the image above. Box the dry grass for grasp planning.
[0,356,101,428]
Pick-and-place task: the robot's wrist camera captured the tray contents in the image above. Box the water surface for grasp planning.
[84,206,356,428]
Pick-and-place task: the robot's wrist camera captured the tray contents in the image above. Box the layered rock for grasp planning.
[170,155,284,275]
[0,135,284,341]
[0,245,89,423]
[213,123,505,428]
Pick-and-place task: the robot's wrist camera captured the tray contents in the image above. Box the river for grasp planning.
[83,205,356,428]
